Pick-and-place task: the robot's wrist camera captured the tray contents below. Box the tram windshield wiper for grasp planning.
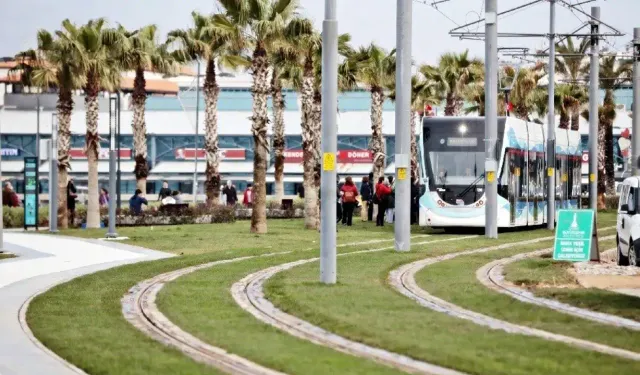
[457,173,485,199]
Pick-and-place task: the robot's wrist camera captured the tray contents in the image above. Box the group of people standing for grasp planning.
[336,172,421,227]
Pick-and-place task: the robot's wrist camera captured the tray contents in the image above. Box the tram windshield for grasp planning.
[430,151,484,187]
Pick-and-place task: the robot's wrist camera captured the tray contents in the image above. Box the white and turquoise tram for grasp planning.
[418,116,582,228]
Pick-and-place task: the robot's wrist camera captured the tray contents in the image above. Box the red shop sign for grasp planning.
[284,149,372,163]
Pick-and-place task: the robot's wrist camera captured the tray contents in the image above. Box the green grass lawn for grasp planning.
[28,219,433,375]
[504,243,640,322]
[30,213,633,375]
[59,219,435,255]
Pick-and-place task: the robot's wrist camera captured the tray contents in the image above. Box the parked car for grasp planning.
[616,177,640,266]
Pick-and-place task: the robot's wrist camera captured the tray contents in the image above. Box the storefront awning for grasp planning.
[39,161,136,174]
[150,161,255,175]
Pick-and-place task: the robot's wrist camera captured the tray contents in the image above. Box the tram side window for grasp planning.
[572,155,581,200]
[528,151,544,200]
[507,148,527,201]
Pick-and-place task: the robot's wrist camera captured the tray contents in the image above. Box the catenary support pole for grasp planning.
[36,97,41,206]
[484,0,498,238]
[193,60,201,204]
[394,0,412,251]
[116,91,122,209]
[50,113,58,233]
[107,97,118,238]
[320,0,338,284]
[588,7,600,212]
[632,27,640,175]
[547,0,556,230]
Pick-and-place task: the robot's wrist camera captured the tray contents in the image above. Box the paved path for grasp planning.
[0,232,172,375]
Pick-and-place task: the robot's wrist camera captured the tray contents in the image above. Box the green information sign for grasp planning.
[553,209,596,262]
[23,157,39,229]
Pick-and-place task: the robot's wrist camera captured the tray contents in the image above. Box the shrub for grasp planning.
[3,206,49,228]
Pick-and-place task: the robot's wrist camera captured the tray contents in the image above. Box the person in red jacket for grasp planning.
[340,176,359,226]
[375,176,392,226]
[242,183,254,207]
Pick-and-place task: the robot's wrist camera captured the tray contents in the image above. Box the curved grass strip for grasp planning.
[478,246,640,330]
[412,235,640,355]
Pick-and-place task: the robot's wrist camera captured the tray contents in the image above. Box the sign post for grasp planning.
[553,209,599,262]
[23,157,39,230]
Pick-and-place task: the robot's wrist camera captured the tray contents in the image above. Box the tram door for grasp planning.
[557,154,570,210]
[528,151,544,225]
[507,149,528,226]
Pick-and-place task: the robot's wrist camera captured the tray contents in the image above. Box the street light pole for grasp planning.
[116,91,122,209]
[0,105,4,249]
[588,7,600,213]
[547,0,556,230]
[50,113,58,233]
[632,27,640,175]
[484,0,498,239]
[320,0,338,284]
[394,0,412,252]
[193,60,201,204]
[107,97,118,238]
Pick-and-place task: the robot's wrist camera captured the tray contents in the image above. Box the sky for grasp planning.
[1,0,639,66]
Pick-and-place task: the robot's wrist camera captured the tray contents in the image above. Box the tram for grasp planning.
[418,116,582,228]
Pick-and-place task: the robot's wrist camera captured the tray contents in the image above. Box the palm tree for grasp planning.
[14,22,84,229]
[270,54,292,203]
[509,67,544,121]
[350,43,396,184]
[582,105,616,208]
[117,24,178,193]
[555,36,590,130]
[71,19,123,229]
[599,55,631,194]
[421,50,483,116]
[215,0,306,234]
[168,11,248,205]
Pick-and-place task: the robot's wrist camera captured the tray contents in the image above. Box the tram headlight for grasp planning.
[459,124,467,135]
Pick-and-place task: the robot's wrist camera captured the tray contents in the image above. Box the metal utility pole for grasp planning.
[588,6,600,212]
[320,0,338,284]
[394,0,412,251]
[193,60,201,204]
[36,97,41,206]
[107,97,118,238]
[484,0,498,239]
[547,0,556,230]
[116,91,122,209]
[633,27,640,175]
[49,113,58,233]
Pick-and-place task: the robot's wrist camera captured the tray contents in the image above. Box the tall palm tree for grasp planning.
[350,44,396,184]
[270,55,291,203]
[509,67,544,121]
[14,22,84,229]
[117,24,178,193]
[599,56,631,194]
[64,19,123,228]
[168,11,248,205]
[555,36,590,130]
[421,50,483,116]
[215,0,306,234]
[582,105,616,208]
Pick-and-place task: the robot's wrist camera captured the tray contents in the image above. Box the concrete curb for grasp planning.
[389,230,640,361]
[476,236,640,331]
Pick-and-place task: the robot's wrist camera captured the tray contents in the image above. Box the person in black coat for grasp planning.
[367,172,374,221]
[158,181,172,202]
[360,175,372,222]
[336,175,343,223]
[411,177,419,224]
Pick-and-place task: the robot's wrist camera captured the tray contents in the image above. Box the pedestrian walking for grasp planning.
[360,176,372,222]
[367,172,374,221]
[340,176,359,226]
[222,180,238,206]
[375,176,391,226]
[386,176,395,224]
[67,178,78,227]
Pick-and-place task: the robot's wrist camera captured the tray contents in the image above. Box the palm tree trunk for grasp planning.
[410,111,419,180]
[272,70,286,202]
[132,67,149,193]
[570,109,580,131]
[444,94,456,116]
[559,112,570,130]
[250,45,269,234]
[57,88,73,229]
[369,88,386,184]
[203,59,221,206]
[300,59,318,229]
[84,71,101,229]
[597,117,607,209]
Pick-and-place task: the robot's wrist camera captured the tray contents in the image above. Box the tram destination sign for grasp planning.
[553,209,595,262]
[446,137,478,147]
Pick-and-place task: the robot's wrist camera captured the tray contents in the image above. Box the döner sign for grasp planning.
[283,149,372,163]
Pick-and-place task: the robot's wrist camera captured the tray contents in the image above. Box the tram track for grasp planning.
[122,234,445,375]
[476,241,640,331]
[388,230,640,361]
